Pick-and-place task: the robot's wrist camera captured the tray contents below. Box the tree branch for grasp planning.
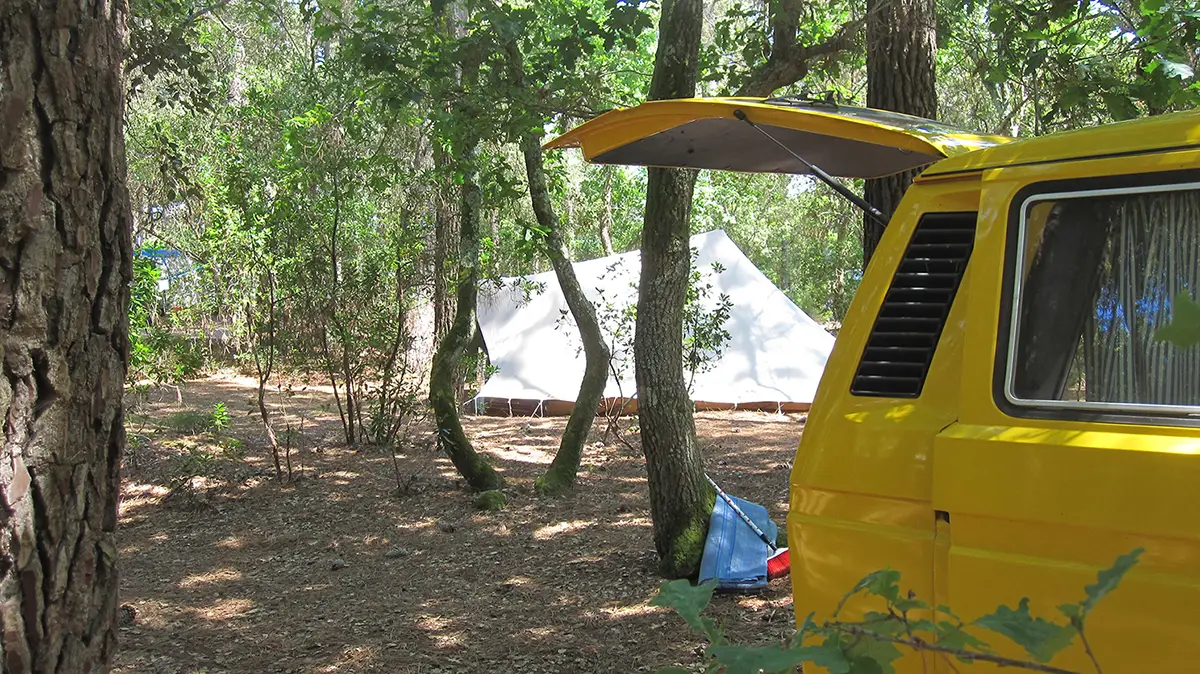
[830,624,1080,674]
[735,18,863,97]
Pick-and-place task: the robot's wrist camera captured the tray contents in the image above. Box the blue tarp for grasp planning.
[698,495,778,591]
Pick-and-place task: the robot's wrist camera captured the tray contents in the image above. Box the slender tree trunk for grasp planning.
[862,0,937,268]
[520,134,613,496]
[320,326,351,443]
[600,167,616,256]
[432,147,458,345]
[427,57,503,492]
[377,225,411,447]
[252,273,283,480]
[0,0,132,668]
[635,0,715,579]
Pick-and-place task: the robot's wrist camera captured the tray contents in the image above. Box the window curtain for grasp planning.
[1082,190,1200,405]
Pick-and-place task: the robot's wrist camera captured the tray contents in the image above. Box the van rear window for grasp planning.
[1005,183,1200,416]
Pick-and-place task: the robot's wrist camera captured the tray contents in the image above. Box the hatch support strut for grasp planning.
[733,109,888,227]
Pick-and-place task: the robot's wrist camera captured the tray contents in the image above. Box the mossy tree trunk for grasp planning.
[0,0,132,667]
[635,0,715,579]
[427,51,503,493]
[519,133,612,497]
[428,133,503,491]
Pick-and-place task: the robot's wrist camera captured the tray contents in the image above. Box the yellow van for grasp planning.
[548,97,1200,672]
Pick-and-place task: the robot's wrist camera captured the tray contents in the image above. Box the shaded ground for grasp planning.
[114,373,805,673]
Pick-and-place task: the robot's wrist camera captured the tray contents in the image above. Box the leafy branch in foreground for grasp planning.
[652,548,1143,674]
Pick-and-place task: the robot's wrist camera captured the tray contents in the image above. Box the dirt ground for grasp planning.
[114,373,806,673]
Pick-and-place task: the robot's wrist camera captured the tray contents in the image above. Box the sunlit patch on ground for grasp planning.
[192,596,255,621]
[178,568,244,589]
[533,519,595,540]
[113,374,801,674]
[215,535,246,549]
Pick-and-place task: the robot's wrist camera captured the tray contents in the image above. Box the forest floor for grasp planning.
[114,372,805,674]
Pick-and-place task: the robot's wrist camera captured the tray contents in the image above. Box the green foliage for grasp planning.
[651,580,722,642]
[129,250,208,384]
[699,0,858,95]
[692,173,861,325]
[208,402,231,432]
[683,256,734,389]
[1155,292,1200,348]
[163,410,214,435]
[130,329,206,385]
[654,550,1143,673]
[938,0,1200,135]
[163,402,233,435]
[975,599,1074,663]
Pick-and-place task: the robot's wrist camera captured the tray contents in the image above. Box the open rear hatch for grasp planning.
[545,97,1009,179]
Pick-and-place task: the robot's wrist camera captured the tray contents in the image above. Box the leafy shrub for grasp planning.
[209,402,231,431]
[131,329,207,384]
[653,549,1143,674]
[163,403,232,435]
[168,446,222,489]
[128,254,209,384]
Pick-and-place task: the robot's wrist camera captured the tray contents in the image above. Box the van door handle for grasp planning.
[935,510,951,523]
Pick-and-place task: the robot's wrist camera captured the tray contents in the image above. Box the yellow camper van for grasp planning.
[548,97,1200,671]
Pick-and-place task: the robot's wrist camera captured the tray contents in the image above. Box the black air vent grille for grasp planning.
[851,212,977,398]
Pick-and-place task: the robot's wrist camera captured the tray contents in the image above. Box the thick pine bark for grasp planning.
[427,120,503,492]
[636,0,715,579]
[0,0,132,669]
[862,0,937,267]
[519,134,612,497]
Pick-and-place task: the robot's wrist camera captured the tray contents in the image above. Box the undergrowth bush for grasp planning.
[653,549,1143,674]
[129,253,208,384]
[163,403,234,435]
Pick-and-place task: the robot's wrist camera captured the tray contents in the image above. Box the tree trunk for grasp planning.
[733,0,862,98]
[325,177,356,445]
[600,167,616,256]
[432,146,458,344]
[635,0,715,579]
[427,68,503,492]
[253,272,282,480]
[520,134,613,497]
[862,0,937,268]
[0,0,132,669]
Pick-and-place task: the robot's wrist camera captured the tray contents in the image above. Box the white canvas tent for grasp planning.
[474,229,834,415]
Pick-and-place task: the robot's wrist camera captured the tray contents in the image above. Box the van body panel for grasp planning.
[923,108,1200,177]
[788,176,982,673]
[791,508,937,674]
[932,148,1200,671]
[941,537,1200,672]
[936,424,1200,539]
